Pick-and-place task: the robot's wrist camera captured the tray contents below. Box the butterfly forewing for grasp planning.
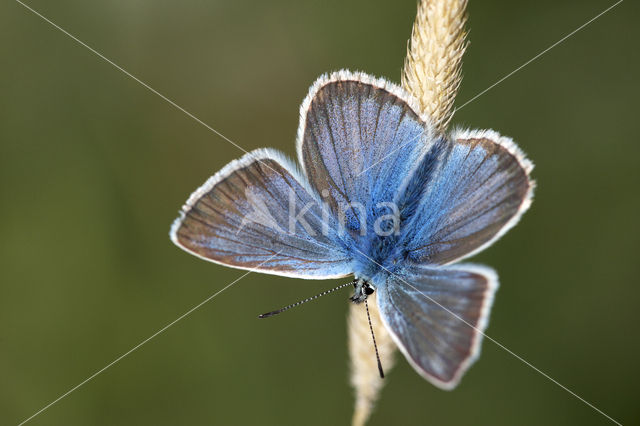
[171,149,352,279]
[376,264,498,389]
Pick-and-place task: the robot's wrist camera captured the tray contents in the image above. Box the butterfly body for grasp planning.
[171,70,534,389]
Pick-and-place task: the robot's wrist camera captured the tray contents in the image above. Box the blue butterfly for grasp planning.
[170,70,534,389]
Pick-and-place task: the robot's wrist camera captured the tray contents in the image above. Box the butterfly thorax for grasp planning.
[345,191,420,282]
[350,227,410,290]
[344,142,447,284]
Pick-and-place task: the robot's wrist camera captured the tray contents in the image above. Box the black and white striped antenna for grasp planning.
[258,280,356,318]
[365,297,384,378]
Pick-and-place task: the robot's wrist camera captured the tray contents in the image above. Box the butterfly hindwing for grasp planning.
[403,129,534,265]
[297,71,432,236]
[171,149,352,279]
[376,263,498,389]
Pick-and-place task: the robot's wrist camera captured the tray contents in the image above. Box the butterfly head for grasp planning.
[349,278,375,304]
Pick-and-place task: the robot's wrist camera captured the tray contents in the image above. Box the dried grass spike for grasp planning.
[402,0,469,132]
[348,298,397,426]
[348,1,469,425]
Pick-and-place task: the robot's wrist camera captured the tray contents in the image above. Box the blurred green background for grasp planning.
[2,0,638,424]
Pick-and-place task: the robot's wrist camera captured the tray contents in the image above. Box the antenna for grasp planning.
[258,280,356,318]
[365,297,384,378]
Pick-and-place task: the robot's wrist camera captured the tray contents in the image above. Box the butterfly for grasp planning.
[170,70,534,389]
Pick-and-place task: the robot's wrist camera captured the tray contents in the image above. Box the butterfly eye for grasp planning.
[364,286,374,295]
